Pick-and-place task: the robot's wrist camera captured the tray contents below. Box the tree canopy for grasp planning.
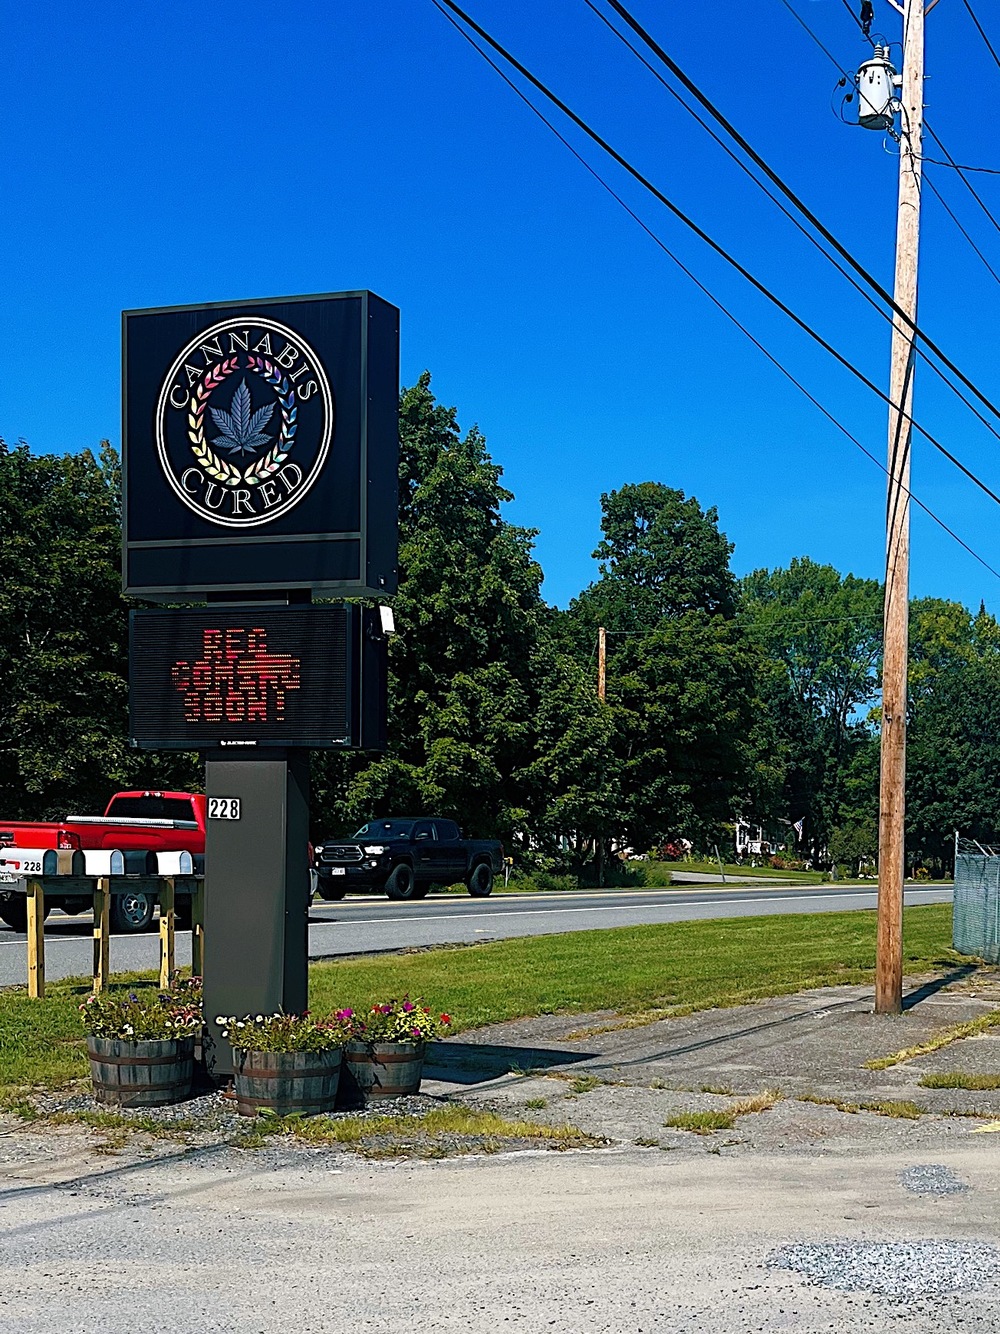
[3,375,998,877]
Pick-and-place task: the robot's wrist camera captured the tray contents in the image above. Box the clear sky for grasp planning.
[4,1,1000,611]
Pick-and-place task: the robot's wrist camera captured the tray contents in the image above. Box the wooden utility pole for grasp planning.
[876,0,925,1014]
[597,626,607,702]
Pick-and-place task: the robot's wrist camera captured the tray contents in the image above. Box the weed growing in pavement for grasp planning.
[701,1083,734,1096]
[246,1105,605,1156]
[864,1011,1000,1070]
[858,1100,924,1120]
[920,1072,1000,1090]
[665,1089,782,1135]
[525,1097,548,1109]
[797,1094,924,1119]
[567,1075,602,1096]
[664,1110,736,1134]
[635,1136,660,1147]
[730,1090,783,1116]
[798,1093,860,1114]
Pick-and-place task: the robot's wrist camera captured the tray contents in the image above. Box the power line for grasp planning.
[594,0,1000,429]
[833,0,1000,242]
[918,154,1000,176]
[589,0,1000,438]
[924,122,1000,240]
[923,170,1000,286]
[961,0,1000,75]
[429,0,1000,586]
[434,0,1000,517]
[775,0,852,72]
[779,0,1000,284]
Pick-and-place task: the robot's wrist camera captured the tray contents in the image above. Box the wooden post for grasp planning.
[93,878,110,994]
[26,879,45,1000]
[191,878,205,980]
[159,877,176,990]
[876,0,924,1015]
[597,626,607,702]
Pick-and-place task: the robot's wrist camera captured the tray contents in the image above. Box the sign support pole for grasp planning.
[202,751,311,1079]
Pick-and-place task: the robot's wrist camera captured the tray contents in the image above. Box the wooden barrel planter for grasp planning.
[87,1036,194,1108]
[337,1040,425,1108]
[233,1048,342,1117]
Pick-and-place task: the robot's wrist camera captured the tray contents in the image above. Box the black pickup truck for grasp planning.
[314,818,503,901]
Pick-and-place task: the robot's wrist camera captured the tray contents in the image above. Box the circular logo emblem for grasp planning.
[155,317,334,527]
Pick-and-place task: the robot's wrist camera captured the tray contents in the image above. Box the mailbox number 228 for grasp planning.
[208,798,241,821]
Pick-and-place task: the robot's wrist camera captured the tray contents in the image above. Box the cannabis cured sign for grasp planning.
[122,291,399,598]
[129,606,387,750]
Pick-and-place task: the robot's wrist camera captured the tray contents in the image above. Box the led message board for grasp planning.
[129,606,386,751]
[122,290,399,599]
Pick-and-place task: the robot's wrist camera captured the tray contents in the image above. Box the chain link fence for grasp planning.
[954,835,1000,963]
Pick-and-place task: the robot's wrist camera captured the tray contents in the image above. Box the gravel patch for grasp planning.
[901,1164,971,1196]
[767,1239,1000,1296]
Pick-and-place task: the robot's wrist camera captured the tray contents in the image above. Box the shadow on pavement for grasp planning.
[902,964,978,1009]
[424,1040,596,1085]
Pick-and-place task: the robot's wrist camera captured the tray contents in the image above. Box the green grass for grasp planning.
[675,860,827,884]
[0,904,958,1100]
[664,1090,784,1135]
[245,1105,600,1156]
[919,1072,1000,1090]
[665,1110,736,1133]
[309,903,958,1033]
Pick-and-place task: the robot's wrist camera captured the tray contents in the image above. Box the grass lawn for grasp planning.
[0,904,959,1101]
[670,860,827,884]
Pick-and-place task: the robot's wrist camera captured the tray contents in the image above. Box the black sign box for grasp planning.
[122,291,399,599]
[129,605,387,751]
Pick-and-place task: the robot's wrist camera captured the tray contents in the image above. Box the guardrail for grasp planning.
[7,874,204,999]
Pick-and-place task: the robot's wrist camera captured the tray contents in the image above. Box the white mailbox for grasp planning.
[156,850,194,876]
[0,847,59,877]
[82,849,125,877]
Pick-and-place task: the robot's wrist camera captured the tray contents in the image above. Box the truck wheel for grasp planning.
[467,863,494,897]
[385,864,418,901]
[110,890,155,934]
[317,878,348,902]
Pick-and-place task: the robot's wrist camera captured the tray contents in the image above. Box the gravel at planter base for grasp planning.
[901,1164,971,1195]
[767,1239,1000,1297]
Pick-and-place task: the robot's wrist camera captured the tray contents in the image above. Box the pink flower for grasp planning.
[403,1001,415,1013]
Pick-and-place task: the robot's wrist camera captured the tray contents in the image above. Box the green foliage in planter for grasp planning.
[80,978,202,1040]
[218,1010,355,1053]
[354,996,452,1045]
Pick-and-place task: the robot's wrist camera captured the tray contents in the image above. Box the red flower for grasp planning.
[440,1014,451,1025]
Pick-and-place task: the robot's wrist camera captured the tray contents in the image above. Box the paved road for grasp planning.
[3,1137,997,1334]
[0,883,952,988]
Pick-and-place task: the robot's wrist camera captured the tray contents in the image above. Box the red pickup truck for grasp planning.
[0,791,206,934]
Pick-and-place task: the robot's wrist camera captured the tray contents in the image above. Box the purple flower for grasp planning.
[403,1001,415,1013]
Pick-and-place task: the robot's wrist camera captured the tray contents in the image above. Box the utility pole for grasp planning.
[597,626,607,702]
[876,0,926,1014]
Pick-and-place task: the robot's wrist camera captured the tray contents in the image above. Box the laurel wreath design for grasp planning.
[188,358,244,488]
[242,357,298,487]
[187,355,298,489]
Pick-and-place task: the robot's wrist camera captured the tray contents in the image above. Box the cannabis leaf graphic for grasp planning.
[210,379,275,456]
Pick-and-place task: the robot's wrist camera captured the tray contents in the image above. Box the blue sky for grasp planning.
[4,0,1000,610]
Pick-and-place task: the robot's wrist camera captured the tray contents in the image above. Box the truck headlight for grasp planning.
[364,845,386,855]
